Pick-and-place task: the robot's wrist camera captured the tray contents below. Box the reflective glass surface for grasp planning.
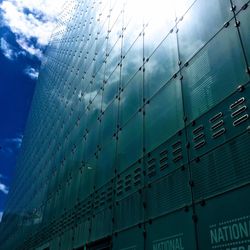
[1,0,249,249]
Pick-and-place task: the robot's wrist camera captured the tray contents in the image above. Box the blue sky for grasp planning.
[0,0,66,221]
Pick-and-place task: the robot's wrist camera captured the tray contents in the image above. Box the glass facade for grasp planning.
[0,0,250,249]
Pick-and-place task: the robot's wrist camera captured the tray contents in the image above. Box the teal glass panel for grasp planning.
[86,122,99,160]
[112,226,144,250]
[103,67,120,106]
[95,138,116,188]
[67,170,81,207]
[86,91,102,129]
[63,180,73,210]
[145,211,196,250]
[178,0,232,63]
[100,99,118,145]
[54,187,64,217]
[145,31,178,98]
[78,158,96,201]
[237,5,250,69]
[106,37,122,78]
[60,229,74,250]
[117,113,143,172]
[50,237,60,250]
[182,25,248,122]
[121,35,143,86]
[93,61,105,91]
[145,77,184,152]
[120,71,143,126]
[2,0,250,249]
[73,121,86,164]
[73,221,90,248]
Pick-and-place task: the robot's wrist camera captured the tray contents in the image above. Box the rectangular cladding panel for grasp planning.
[1,0,249,249]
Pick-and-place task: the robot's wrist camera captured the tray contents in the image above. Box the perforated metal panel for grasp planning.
[187,82,250,162]
[145,166,191,219]
[114,162,144,231]
[191,131,250,202]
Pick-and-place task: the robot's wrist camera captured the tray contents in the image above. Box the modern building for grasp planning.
[0,0,250,249]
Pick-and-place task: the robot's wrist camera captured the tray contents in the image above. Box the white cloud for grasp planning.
[0,183,9,195]
[0,135,23,157]
[0,0,68,58]
[0,37,27,60]
[3,135,23,149]
[16,37,43,59]
[0,212,3,222]
[0,37,15,60]
[24,66,39,79]
[8,135,23,149]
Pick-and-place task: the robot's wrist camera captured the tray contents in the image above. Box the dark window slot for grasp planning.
[134,174,141,180]
[171,140,181,148]
[117,191,122,196]
[134,167,141,173]
[231,106,247,118]
[134,180,141,186]
[233,114,249,126]
[172,147,182,155]
[125,180,131,186]
[159,149,168,157]
[125,175,131,180]
[147,165,156,171]
[173,154,183,162]
[160,156,168,163]
[194,140,206,150]
[160,163,168,171]
[193,132,205,142]
[230,97,245,110]
[147,158,156,165]
[209,112,223,123]
[211,120,224,130]
[192,125,204,135]
[148,171,156,177]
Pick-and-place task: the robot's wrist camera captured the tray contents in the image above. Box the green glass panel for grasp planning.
[105,37,122,78]
[120,71,143,126]
[178,0,232,63]
[237,5,250,69]
[121,32,143,86]
[145,31,178,98]
[182,25,248,122]
[113,226,144,250]
[95,138,116,188]
[195,187,250,250]
[103,67,120,106]
[86,122,99,160]
[100,99,118,145]
[146,211,196,250]
[117,113,143,172]
[78,157,96,201]
[145,78,184,152]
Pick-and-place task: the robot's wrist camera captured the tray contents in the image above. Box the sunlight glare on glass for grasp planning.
[125,0,189,23]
